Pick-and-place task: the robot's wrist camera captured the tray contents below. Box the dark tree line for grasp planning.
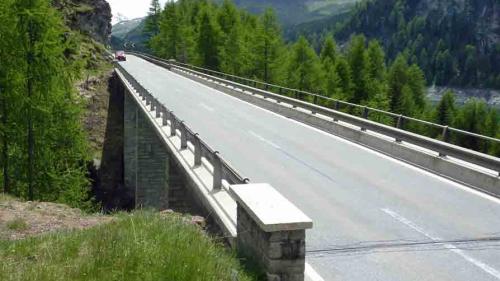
[335,0,500,89]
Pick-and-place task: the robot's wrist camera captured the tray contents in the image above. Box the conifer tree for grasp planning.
[347,35,370,104]
[197,7,221,69]
[144,0,162,37]
[433,90,456,126]
[286,36,323,96]
[335,57,354,102]
[11,0,89,204]
[254,8,282,84]
[320,35,337,65]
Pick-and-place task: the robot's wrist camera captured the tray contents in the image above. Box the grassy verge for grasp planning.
[0,211,256,281]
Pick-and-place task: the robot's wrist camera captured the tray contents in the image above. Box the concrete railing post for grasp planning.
[395,115,404,143]
[439,126,450,157]
[229,184,313,281]
[170,112,177,137]
[180,121,188,150]
[162,106,169,126]
[155,100,162,118]
[361,107,369,131]
[193,133,202,167]
[212,151,222,191]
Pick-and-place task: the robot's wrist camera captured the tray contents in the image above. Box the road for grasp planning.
[120,55,500,281]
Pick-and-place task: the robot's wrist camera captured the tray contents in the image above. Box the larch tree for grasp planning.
[254,8,282,84]
[285,36,323,97]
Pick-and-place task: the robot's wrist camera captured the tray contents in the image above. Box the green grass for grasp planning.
[5,218,29,231]
[0,212,257,281]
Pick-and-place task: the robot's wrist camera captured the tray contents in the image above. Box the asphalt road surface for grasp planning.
[120,55,500,281]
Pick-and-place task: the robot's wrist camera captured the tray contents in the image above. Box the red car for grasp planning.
[115,51,126,61]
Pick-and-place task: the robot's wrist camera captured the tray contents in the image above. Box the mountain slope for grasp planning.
[223,0,359,26]
[335,0,500,88]
[111,18,149,51]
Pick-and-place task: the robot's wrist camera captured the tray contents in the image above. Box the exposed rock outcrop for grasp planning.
[53,0,112,44]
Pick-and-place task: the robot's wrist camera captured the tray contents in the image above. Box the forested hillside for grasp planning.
[0,0,111,208]
[218,0,358,26]
[147,0,500,155]
[318,0,500,89]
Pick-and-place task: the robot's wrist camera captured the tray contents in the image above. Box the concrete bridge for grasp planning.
[112,54,500,281]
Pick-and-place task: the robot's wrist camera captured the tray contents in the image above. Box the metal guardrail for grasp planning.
[116,63,250,190]
[127,52,500,175]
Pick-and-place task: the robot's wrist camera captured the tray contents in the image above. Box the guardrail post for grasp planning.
[162,106,169,126]
[439,126,450,157]
[278,88,283,95]
[170,112,177,137]
[361,107,369,131]
[313,95,318,105]
[193,133,202,167]
[180,121,188,150]
[155,100,161,118]
[395,115,404,143]
[212,151,222,191]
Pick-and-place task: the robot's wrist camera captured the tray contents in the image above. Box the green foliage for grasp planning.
[144,0,162,38]
[0,0,90,207]
[285,36,323,94]
[333,0,500,88]
[6,218,29,231]
[149,0,499,156]
[433,90,456,126]
[0,212,257,281]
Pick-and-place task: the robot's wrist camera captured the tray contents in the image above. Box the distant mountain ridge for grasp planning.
[220,0,359,26]
[111,18,149,51]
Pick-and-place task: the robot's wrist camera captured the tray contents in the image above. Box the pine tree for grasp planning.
[433,90,456,126]
[254,8,282,84]
[453,99,489,151]
[335,57,354,102]
[10,0,89,204]
[387,54,409,113]
[0,0,18,194]
[154,2,180,59]
[197,7,221,70]
[285,36,323,96]
[320,35,337,65]
[144,0,162,37]
[347,35,370,104]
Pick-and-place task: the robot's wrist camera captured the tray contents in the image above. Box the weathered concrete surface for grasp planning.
[231,184,312,281]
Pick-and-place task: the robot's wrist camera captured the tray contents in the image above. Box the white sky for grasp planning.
[108,0,170,24]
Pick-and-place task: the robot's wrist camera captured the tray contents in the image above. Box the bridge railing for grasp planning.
[127,52,500,175]
[116,63,249,191]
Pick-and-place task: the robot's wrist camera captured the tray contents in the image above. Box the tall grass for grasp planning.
[0,211,256,281]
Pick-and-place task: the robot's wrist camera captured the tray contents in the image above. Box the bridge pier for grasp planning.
[124,92,170,210]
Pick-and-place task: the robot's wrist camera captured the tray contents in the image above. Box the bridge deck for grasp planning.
[120,55,500,281]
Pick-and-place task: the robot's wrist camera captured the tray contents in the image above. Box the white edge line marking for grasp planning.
[305,262,326,281]
[248,130,281,149]
[382,208,500,280]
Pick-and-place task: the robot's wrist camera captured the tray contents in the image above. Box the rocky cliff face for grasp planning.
[53,0,112,44]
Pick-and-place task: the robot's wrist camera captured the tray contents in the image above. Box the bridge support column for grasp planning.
[124,92,169,210]
[230,184,313,281]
